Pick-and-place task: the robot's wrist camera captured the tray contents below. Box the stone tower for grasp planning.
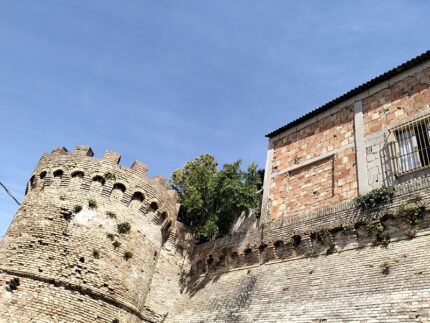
[0,146,178,322]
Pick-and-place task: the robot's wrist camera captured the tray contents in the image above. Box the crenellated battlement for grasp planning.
[0,145,182,323]
[25,145,178,229]
[188,176,430,278]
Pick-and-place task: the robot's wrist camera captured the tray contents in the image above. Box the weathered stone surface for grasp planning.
[0,146,183,323]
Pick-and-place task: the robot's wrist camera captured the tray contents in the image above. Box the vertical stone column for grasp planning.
[354,100,369,195]
[261,140,275,220]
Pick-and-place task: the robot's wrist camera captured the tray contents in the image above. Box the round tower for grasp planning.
[0,146,178,323]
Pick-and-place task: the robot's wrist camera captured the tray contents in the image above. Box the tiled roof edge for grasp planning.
[266,50,430,138]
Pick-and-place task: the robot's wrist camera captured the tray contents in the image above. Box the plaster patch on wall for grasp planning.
[74,209,103,226]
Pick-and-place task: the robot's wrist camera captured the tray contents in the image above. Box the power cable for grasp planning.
[0,181,20,206]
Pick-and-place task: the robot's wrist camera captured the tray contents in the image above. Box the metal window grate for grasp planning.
[388,116,430,176]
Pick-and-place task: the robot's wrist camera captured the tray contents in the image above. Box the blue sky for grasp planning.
[0,1,429,237]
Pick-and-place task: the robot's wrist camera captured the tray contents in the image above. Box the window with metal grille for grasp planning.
[388,116,430,176]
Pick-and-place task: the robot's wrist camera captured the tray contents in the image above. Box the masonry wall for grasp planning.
[166,177,430,322]
[363,63,430,190]
[0,146,178,323]
[269,104,356,220]
[144,221,195,318]
[265,59,430,222]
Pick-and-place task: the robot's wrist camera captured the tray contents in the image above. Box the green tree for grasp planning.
[171,154,262,242]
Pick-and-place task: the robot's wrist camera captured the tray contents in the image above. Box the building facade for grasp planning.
[262,51,430,221]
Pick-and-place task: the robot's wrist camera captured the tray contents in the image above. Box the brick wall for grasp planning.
[166,177,430,322]
[363,67,430,137]
[0,146,178,323]
[269,105,356,220]
[363,66,430,190]
[267,61,430,221]
[145,221,195,317]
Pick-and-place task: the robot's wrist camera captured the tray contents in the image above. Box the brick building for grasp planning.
[262,50,430,221]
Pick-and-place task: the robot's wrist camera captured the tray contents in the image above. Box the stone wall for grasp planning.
[0,146,179,323]
[145,221,195,318]
[166,177,430,322]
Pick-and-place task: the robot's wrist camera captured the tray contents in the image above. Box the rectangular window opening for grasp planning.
[388,116,430,176]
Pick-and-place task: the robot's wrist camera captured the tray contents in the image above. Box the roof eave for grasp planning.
[266,50,430,138]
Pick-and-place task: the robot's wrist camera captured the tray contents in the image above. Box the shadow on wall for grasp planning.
[183,204,430,298]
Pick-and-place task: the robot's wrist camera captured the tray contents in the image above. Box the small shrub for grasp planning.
[260,219,273,228]
[363,217,391,247]
[406,230,417,240]
[363,218,376,235]
[104,172,116,180]
[60,195,66,201]
[93,249,100,259]
[123,251,133,261]
[117,222,131,234]
[381,262,390,275]
[304,250,313,258]
[88,199,97,209]
[354,185,395,209]
[326,245,337,255]
[375,225,390,247]
[113,241,121,249]
[106,211,117,219]
[106,233,115,240]
[394,203,425,226]
[408,194,423,204]
[312,230,328,245]
[73,205,82,213]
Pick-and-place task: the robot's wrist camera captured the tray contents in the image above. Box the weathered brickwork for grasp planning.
[167,177,430,322]
[167,231,430,322]
[363,65,430,190]
[273,156,334,217]
[145,222,194,318]
[267,58,430,221]
[363,67,430,137]
[272,107,354,171]
[0,146,180,323]
[3,53,430,322]
[270,106,356,219]
[188,176,430,275]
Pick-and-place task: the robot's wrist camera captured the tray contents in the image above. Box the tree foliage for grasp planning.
[171,154,262,242]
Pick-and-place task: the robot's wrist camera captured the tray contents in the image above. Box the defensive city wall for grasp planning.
[167,51,430,322]
[1,51,430,322]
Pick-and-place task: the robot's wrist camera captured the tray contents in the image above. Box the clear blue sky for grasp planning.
[1,1,429,237]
